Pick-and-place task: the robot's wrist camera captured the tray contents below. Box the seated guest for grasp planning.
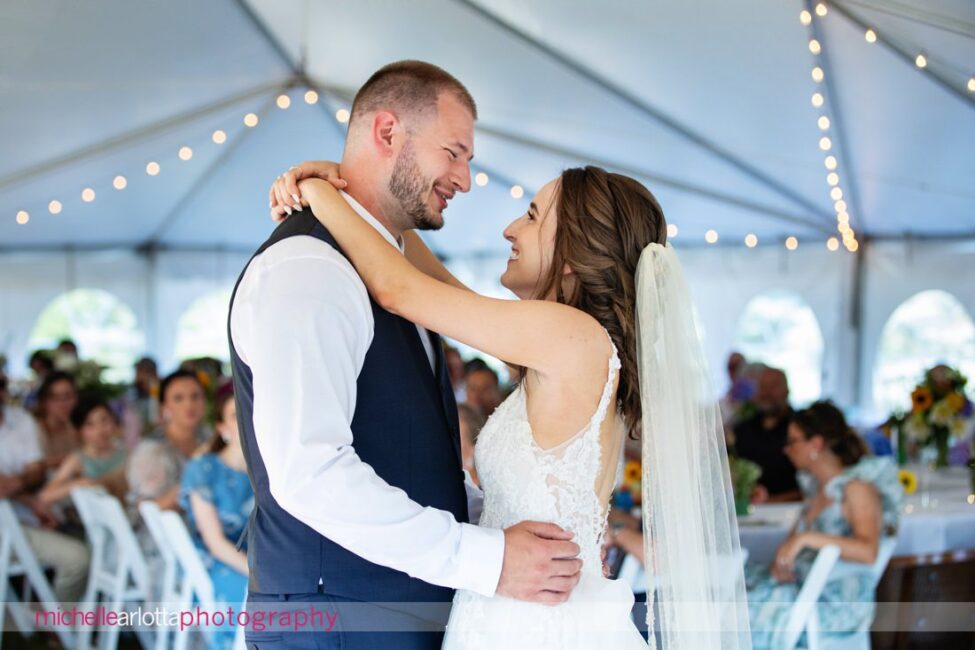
[719,351,746,427]
[464,362,503,418]
[23,350,55,412]
[122,356,160,446]
[34,371,80,470]
[179,389,252,646]
[457,402,486,487]
[39,399,128,506]
[733,366,802,502]
[127,370,209,511]
[0,374,89,602]
[445,345,466,401]
[746,400,902,648]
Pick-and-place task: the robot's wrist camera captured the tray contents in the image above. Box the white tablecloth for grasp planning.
[738,466,975,566]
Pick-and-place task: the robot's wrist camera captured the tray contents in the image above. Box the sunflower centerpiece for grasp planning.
[885,365,974,468]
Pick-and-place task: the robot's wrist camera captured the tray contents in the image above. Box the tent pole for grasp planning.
[850,240,867,407]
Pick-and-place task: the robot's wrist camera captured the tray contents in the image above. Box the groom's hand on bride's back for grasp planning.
[497,521,582,605]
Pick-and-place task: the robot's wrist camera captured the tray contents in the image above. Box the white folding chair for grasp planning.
[814,536,898,650]
[160,511,246,650]
[71,487,151,650]
[775,544,842,650]
[0,500,75,649]
[137,501,178,650]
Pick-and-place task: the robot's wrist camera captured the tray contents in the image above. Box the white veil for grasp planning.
[636,243,751,649]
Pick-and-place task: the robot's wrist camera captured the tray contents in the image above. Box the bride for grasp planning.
[271,164,750,649]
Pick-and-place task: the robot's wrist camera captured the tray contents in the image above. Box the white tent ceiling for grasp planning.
[2,0,973,258]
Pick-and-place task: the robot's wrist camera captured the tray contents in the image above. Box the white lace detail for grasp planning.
[444,332,646,649]
[475,332,621,574]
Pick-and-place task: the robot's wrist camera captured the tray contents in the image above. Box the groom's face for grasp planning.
[388,93,474,231]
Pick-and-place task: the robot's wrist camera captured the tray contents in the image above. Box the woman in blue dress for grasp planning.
[179,387,253,645]
[746,400,903,648]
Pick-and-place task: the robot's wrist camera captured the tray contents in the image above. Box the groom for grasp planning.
[229,61,581,649]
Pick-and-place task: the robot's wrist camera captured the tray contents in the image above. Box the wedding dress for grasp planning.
[443,334,648,649]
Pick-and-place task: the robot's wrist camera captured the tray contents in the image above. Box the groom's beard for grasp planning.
[389,141,442,231]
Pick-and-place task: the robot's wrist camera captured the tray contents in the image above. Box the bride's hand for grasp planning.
[269,160,348,222]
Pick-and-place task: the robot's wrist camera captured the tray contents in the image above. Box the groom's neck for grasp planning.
[339,159,405,241]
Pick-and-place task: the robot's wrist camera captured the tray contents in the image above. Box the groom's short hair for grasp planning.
[350,60,477,129]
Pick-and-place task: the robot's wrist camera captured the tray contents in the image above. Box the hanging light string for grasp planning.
[801,2,860,253]
[831,1,975,102]
[12,87,530,228]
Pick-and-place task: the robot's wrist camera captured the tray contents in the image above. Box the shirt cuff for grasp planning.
[455,523,505,597]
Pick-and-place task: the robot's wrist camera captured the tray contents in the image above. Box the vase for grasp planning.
[934,428,950,468]
[734,493,751,517]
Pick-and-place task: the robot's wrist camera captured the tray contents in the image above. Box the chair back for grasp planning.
[777,544,842,650]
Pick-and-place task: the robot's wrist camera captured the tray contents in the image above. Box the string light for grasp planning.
[827,237,839,251]
[785,236,799,250]
[336,109,350,123]
[865,28,877,43]
[113,175,127,190]
[824,155,837,170]
[968,77,975,93]
[81,188,95,202]
[827,172,839,186]
[847,240,859,253]
[815,3,828,17]
[837,212,850,224]
[915,53,927,68]
[811,67,824,83]
[16,210,29,225]
[667,224,678,238]
[830,187,843,201]
[705,229,718,244]
[276,94,291,109]
[243,113,259,127]
[818,115,830,130]
[146,161,160,176]
[809,39,822,55]
[744,234,758,248]
[510,185,524,199]
[474,172,489,187]
[212,130,227,144]
[799,10,812,25]
[304,90,319,104]
[178,146,193,161]
[48,200,62,214]
[834,199,847,213]
[819,136,832,151]
[811,92,824,107]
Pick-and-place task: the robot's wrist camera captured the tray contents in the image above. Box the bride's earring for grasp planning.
[809,450,819,461]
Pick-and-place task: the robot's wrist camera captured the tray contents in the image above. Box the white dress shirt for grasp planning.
[230,193,504,598]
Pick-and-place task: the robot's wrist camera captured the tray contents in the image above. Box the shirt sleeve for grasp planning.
[231,237,504,597]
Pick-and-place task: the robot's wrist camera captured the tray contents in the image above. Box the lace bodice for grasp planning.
[474,338,622,574]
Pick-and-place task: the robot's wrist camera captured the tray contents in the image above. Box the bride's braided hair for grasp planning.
[532,166,667,439]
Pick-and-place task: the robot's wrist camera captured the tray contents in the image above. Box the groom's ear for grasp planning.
[372,111,400,156]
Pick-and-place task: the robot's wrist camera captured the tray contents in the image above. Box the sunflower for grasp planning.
[912,387,933,413]
[624,460,642,484]
[898,469,917,495]
[946,392,966,414]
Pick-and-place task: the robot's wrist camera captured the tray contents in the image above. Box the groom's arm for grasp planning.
[233,236,504,597]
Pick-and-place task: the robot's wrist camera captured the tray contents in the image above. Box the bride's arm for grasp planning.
[298,178,607,376]
[403,231,471,292]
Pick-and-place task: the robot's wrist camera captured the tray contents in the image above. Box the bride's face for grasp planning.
[500,179,560,300]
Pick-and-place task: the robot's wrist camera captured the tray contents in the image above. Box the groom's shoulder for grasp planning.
[254,235,354,277]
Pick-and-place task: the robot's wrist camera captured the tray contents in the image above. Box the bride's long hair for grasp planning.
[531,166,667,439]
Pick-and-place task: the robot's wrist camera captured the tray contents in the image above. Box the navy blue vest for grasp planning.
[228,212,467,602]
